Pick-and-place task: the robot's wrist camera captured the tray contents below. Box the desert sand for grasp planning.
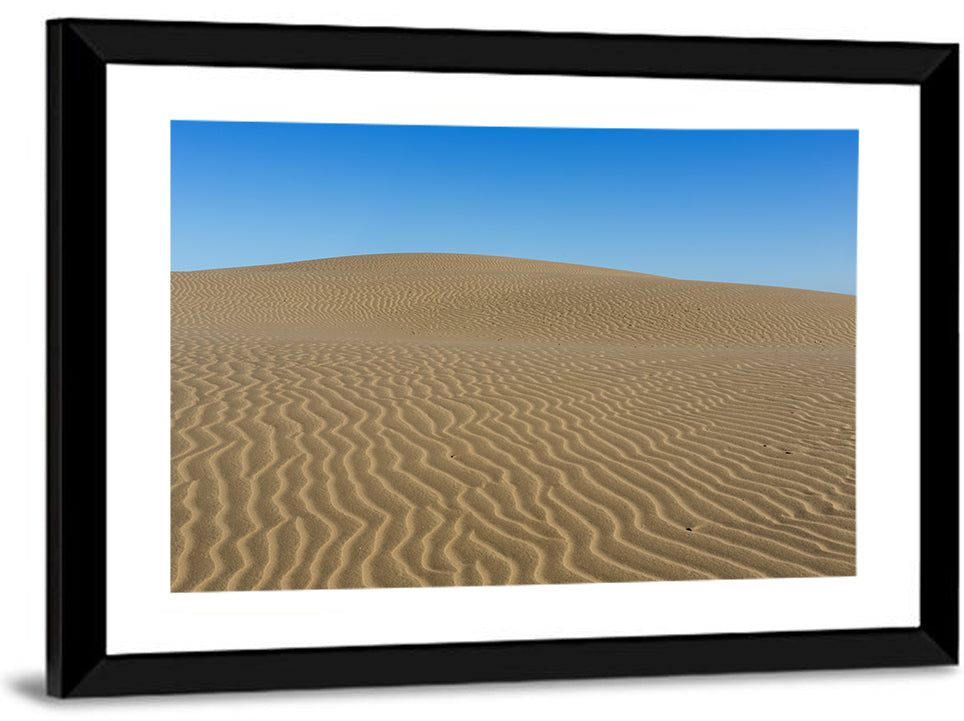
[171,253,855,592]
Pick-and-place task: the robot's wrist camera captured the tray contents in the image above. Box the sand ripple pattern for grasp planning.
[172,254,855,591]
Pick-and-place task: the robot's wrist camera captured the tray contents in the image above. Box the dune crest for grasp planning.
[171,253,855,591]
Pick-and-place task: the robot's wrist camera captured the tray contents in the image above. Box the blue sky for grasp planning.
[171,121,858,294]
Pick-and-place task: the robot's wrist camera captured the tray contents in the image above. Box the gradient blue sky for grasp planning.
[171,121,858,294]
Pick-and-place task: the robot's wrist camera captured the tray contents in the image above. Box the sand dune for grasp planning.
[171,253,855,591]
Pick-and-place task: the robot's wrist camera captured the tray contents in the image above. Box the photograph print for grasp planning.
[170,120,857,593]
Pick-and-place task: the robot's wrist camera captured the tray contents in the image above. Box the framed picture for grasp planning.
[47,18,958,697]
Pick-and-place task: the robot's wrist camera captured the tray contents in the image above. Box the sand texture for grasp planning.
[171,253,855,592]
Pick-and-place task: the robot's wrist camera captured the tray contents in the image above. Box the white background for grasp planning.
[2,0,961,718]
[106,66,920,654]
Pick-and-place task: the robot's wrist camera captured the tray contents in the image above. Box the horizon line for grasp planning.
[171,251,856,296]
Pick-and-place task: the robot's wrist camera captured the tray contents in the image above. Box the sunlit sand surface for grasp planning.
[171,253,855,591]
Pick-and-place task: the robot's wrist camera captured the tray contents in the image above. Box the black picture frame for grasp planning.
[47,18,959,698]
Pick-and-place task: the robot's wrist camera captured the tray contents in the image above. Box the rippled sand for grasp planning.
[171,253,855,592]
